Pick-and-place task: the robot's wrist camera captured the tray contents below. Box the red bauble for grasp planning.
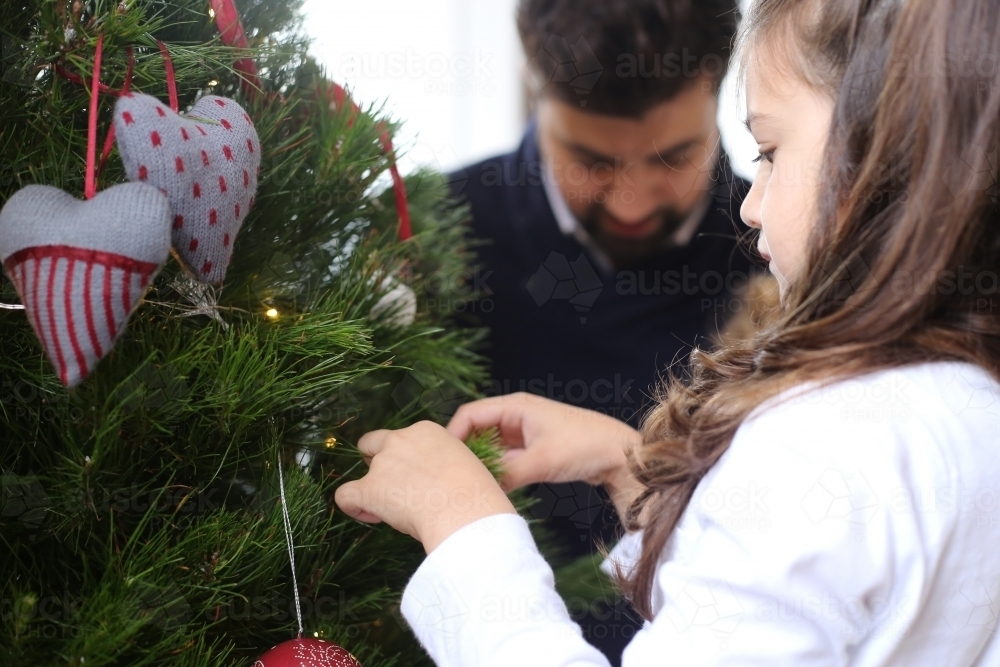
[255,638,361,667]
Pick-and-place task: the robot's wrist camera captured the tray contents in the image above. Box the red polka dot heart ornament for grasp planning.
[113,92,260,285]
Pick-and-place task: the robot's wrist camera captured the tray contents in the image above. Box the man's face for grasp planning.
[536,81,720,267]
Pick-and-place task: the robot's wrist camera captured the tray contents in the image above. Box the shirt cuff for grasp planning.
[600,530,643,579]
[401,512,606,667]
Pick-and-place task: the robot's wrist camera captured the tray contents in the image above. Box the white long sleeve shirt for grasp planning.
[401,361,1000,666]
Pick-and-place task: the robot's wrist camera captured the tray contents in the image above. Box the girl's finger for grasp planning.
[499,447,551,493]
[334,479,383,524]
[357,429,391,458]
[447,396,527,445]
[447,397,508,439]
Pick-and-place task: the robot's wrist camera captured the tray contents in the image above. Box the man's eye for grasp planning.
[752,150,775,164]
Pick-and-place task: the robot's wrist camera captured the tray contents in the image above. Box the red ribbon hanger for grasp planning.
[327,83,414,242]
[57,34,130,198]
[208,0,262,97]
[83,34,105,201]
[60,3,413,240]
[157,40,180,113]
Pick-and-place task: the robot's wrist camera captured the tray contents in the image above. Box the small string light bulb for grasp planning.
[324,437,337,449]
[208,7,216,18]
[265,308,279,319]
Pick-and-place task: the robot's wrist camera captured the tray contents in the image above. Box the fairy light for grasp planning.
[265,308,278,318]
[207,79,218,87]
[324,437,337,449]
[208,7,216,18]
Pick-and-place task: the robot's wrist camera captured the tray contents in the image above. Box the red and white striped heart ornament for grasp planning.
[114,92,260,285]
[0,184,172,387]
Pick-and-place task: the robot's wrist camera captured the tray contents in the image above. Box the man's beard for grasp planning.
[578,206,690,269]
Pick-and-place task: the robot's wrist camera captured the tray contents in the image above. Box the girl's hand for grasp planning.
[447,393,644,519]
[334,421,517,554]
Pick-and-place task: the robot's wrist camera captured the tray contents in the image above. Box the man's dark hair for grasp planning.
[518,0,739,117]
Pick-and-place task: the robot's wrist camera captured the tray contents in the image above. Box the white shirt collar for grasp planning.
[541,158,713,272]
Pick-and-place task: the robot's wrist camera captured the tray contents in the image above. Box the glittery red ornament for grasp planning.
[255,638,362,667]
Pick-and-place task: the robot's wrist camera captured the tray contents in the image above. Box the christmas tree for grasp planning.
[0,1,489,664]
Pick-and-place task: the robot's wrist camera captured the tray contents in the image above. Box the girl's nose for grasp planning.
[740,177,764,229]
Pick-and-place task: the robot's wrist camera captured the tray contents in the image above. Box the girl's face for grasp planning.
[740,56,835,298]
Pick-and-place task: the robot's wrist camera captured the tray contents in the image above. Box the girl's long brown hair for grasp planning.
[620,0,1000,620]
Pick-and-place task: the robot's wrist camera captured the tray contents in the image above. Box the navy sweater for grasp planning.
[451,125,753,426]
[449,124,754,663]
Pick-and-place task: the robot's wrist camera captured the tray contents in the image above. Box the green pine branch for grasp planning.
[1,1,488,665]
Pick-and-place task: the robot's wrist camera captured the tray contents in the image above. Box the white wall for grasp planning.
[718,0,758,181]
[303,0,526,175]
[303,0,759,180]
[718,69,757,181]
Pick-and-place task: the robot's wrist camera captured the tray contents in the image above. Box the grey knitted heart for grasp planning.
[0,184,172,387]
[114,93,260,285]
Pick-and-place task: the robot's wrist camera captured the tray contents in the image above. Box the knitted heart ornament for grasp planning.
[0,184,172,387]
[114,92,260,285]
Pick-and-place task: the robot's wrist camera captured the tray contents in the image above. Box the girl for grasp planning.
[336,0,1000,664]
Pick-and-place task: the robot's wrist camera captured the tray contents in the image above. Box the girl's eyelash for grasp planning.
[752,150,775,164]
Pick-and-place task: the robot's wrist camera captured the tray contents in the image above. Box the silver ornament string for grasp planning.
[276,456,304,638]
